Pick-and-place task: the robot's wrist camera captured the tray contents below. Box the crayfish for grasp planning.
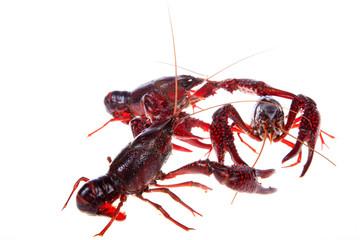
[95,75,328,177]
[63,104,276,236]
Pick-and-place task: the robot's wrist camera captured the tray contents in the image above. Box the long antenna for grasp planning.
[252,129,268,168]
[167,6,178,115]
[205,47,280,81]
[154,60,207,77]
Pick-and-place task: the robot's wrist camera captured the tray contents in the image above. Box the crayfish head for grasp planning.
[251,96,284,141]
[153,75,204,107]
[131,116,176,154]
[104,91,132,124]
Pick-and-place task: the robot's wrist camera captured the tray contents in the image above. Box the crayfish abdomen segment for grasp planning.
[104,91,132,122]
[76,174,124,219]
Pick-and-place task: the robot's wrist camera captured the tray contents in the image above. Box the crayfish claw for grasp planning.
[254,169,277,194]
[281,94,321,177]
[255,168,276,179]
[300,148,315,177]
[254,185,277,195]
[282,141,302,164]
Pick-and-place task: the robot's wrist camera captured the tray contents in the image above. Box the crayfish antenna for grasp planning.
[154,61,207,77]
[87,118,122,137]
[252,129,268,168]
[230,192,238,205]
[167,5,188,127]
[205,47,281,81]
[167,5,178,116]
[62,177,89,211]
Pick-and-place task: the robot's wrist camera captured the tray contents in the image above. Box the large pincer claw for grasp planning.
[282,95,321,177]
[163,159,277,195]
[209,162,277,195]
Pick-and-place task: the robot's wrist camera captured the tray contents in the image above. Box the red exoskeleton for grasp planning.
[99,76,212,152]
[62,106,277,236]
[98,75,329,177]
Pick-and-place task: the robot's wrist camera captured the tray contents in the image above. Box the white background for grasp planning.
[1,1,359,239]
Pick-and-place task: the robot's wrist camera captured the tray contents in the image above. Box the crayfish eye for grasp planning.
[164,126,173,135]
[257,111,264,119]
[180,78,194,87]
[178,75,203,91]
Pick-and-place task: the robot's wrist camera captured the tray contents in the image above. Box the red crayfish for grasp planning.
[95,75,328,177]
[62,102,277,236]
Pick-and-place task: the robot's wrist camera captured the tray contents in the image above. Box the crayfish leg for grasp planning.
[137,194,194,231]
[154,181,212,192]
[62,177,90,211]
[172,143,192,152]
[97,202,126,221]
[145,187,202,217]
